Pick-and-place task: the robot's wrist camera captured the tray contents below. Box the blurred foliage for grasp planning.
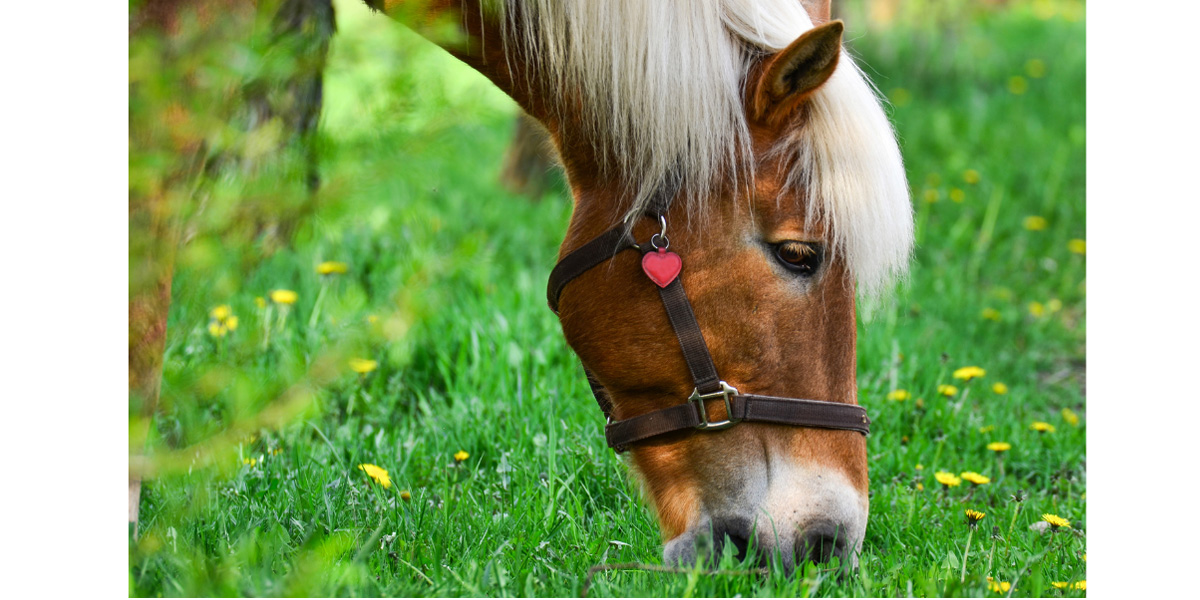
[129,0,1084,596]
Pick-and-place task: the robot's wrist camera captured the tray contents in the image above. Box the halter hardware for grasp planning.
[690,381,740,430]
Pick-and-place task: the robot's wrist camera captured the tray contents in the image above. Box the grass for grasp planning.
[129,1,1086,596]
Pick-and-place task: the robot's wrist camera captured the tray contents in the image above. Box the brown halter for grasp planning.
[548,213,871,453]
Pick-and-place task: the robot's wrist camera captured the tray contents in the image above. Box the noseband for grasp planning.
[547,214,870,453]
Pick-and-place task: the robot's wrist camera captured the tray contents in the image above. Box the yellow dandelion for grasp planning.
[270,289,298,305]
[1068,239,1086,255]
[963,169,980,185]
[987,578,1011,593]
[255,296,267,309]
[1051,581,1085,590]
[349,358,379,374]
[992,382,1008,394]
[961,472,991,485]
[1028,301,1045,317]
[915,482,924,491]
[400,490,411,501]
[271,448,283,456]
[979,425,995,434]
[965,509,986,525]
[953,366,986,381]
[225,315,239,331]
[1025,58,1047,78]
[208,322,228,338]
[1023,215,1048,231]
[1008,75,1028,95]
[938,384,958,397]
[923,188,940,203]
[915,464,924,470]
[915,398,925,409]
[211,305,232,321]
[987,442,1011,453]
[1042,513,1071,529]
[1031,421,1056,433]
[887,389,911,401]
[949,188,965,203]
[1061,407,1080,426]
[454,450,470,462]
[317,261,349,275]
[242,457,256,466]
[981,307,1001,321]
[934,471,961,488]
[358,463,392,489]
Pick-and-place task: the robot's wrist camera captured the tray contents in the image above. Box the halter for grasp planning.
[547,213,871,453]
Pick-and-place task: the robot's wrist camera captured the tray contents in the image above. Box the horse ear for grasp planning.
[801,0,832,24]
[751,20,843,126]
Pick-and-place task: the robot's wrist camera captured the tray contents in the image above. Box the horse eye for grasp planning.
[773,241,823,275]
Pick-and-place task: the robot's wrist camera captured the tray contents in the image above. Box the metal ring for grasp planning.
[650,233,669,250]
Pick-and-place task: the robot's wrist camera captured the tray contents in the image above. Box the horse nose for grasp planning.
[795,521,849,566]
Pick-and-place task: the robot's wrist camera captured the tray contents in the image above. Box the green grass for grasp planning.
[129,1,1085,596]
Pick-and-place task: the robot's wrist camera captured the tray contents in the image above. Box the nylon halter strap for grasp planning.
[547,214,871,453]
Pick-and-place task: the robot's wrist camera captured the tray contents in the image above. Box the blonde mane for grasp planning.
[497,0,912,298]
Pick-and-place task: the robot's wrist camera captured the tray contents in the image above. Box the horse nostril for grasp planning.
[796,522,847,566]
[709,518,754,564]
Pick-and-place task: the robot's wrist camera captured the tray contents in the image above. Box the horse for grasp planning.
[368,0,913,570]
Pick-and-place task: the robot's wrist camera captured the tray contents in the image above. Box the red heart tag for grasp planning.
[642,248,682,288]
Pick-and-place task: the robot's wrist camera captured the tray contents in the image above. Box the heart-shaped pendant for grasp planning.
[642,247,682,288]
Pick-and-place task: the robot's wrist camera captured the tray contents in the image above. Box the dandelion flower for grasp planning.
[987,577,1011,593]
[400,490,411,501]
[1068,239,1086,255]
[938,384,958,397]
[454,450,470,462]
[1028,301,1045,317]
[358,463,392,489]
[243,457,255,466]
[934,471,961,488]
[211,305,232,320]
[949,188,965,203]
[981,308,1000,321]
[208,322,228,338]
[1051,581,1085,590]
[225,316,238,331]
[1061,407,1080,426]
[349,358,378,374]
[963,169,980,185]
[961,472,991,485]
[915,482,924,491]
[1031,421,1056,433]
[317,261,348,275]
[270,289,298,305]
[1042,513,1071,529]
[992,382,1008,394]
[915,464,924,471]
[979,425,995,434]
[953,366,986,381]
[987,442,1011,453]
[964,509,986,526]
[887,389,911,401]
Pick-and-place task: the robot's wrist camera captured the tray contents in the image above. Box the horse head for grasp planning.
[382,0,912,571]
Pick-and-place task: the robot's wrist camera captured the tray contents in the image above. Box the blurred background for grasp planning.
[129,0,1085,596]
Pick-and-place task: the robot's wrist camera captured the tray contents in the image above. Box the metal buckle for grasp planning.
[689,381,740,430]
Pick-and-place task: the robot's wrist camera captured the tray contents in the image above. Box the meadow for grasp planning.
[128,0,1086,596]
